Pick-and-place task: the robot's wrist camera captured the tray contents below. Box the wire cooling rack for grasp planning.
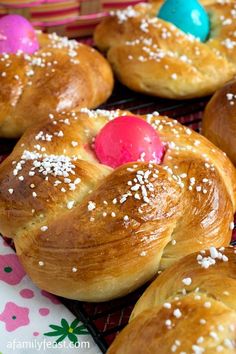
[0,83,208,156]
[0,83,235,353]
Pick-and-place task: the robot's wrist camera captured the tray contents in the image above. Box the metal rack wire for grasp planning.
[100,82,209,128]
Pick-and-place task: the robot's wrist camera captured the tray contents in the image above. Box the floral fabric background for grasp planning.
[0,236,101,353]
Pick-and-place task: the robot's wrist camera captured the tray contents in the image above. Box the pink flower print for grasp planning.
[0,302,30,331]
[2,239,9,247]
[39,308,50,316]
[20,289,34,299]
[41,290,60,304]
[0,254,25,285]
[1,236,13,247]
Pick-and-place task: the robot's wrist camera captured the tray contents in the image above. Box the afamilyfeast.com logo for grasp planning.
[6,339,90,351]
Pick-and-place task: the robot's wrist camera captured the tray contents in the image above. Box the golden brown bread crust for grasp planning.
[0,108,235,301]
[202,79,236,166]
[94,1,236,99]
[108,247,236,354]
[0,32,114,138]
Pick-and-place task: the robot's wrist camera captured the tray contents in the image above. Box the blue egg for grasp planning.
[158,0,210,42]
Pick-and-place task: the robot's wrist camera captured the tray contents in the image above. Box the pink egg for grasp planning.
[95,115,164,168]
[0,15,39,54]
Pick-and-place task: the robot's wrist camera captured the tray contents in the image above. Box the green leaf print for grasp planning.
[44,318,89,344]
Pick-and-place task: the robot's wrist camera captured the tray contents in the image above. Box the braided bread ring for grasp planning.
[0,109,235,301]
[108,247,236,354]
[203,79,236,166]
[0,32,113,138]
[94,0,236,99]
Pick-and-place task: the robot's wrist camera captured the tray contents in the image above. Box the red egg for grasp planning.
[95,115,164,168]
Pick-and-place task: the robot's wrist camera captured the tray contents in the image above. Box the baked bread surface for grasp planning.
[0,32,114,138]
[0,108,235,301]
[94,0,236,99]
[203,79,236,166]
[108,247,236,354]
